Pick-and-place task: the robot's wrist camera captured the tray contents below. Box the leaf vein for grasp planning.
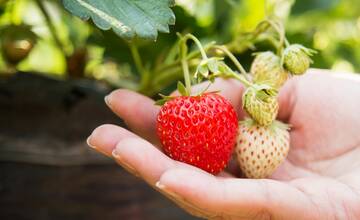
[75,0,132,34]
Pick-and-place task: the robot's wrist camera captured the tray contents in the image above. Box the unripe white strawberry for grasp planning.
[250,52,289,89]
[236,119,290,179]
[242,84,279,126]
[283,44,316,75]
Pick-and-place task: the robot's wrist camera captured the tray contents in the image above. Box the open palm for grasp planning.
[88,69,360,219]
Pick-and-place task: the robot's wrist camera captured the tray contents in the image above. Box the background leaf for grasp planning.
[62,0,175,41]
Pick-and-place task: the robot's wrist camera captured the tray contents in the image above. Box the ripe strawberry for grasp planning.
[250,52,289,89]
[235,119,290,178]
[242,84,279,126]
[283,44,316,75]
[157,93,238,174]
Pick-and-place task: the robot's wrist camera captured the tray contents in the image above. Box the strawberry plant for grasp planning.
[61,1,316,176]
[0,0,329,177]
[148,18,315,176]
[163,20,314,176]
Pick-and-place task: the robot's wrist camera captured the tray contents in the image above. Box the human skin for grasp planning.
[87,69,360,220]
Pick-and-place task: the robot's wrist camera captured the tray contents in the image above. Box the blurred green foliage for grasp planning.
[0,0,359,95]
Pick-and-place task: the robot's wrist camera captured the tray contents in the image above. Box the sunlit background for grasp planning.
[0,0,359,94]
[1,1,359,219]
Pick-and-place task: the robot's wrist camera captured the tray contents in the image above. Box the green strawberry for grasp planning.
[250,52,289,89]
[283,44,316,75]
[242,84,279,126]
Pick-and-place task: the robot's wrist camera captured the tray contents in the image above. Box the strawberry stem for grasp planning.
[212,45,249,77]
[179,36,192,95]
[262,19,287,56]
[208,45,252,87]
[177,33,212,95]
[155,42,214,74]
[183,34,209,60]
[274,20,291,51]
[231,72,253,87]
[129,43,145,76]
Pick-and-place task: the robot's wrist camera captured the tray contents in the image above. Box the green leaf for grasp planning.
[207,58,220,74]
[177,81,188,96]
[159,93,174,100]
[196,74,204,84]
[292,0,338,14]
[155,93,175,106]
[208,75,216,83]
[196,64,209,77]
[155,99,167,106]
[62,0,176,41]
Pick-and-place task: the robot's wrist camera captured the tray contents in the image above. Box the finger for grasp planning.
[88,125,217,218]
[104,79,246,146]
[112,136,226,218]
[274,70,322,123]
[87,124,137,157]
[155,185,216,219]
[277,77,296,122]
[112,137,175,184]
[105,89,160,144]
[157,168,316,219]
[87,125,198,182]
[112,135,215,185]
[87,124,174,183]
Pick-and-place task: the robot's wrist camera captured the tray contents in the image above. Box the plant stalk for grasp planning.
[180,33,209,60]
[180,38,192,94]
[212,45,248,76]
[129,43,146,77]
[35,0,66,55]
[229,71,253,88]
[155,42,215,73]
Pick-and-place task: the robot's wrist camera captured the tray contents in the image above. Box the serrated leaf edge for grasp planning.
[72,0,133,35]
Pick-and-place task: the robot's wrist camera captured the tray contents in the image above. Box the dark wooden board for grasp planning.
[0,162,198,220]
[0,73,199,220]
[0,73,118,165]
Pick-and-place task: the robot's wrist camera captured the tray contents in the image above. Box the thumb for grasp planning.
[277,76,297,123]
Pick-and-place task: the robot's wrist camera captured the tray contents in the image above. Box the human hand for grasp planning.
[87,69,360,219]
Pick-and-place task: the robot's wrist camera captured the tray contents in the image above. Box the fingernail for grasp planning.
[155,181,181,200]
[104,95,111,107]
[155,181,165,189]
[86,136,96,149]
[112,149,139,177]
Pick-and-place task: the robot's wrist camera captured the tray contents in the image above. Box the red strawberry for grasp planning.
[156,93,238,174]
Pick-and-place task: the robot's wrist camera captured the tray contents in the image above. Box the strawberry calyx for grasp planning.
[156,34,229,106]
[242,84,279,126]
[284,44,317,59]
[155,33,222,105]
[241,117,290,134]
[195,57,224,78]
[155,81,189,106]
